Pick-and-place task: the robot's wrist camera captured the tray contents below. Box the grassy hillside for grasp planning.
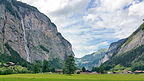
[103,45,144,70]
[0,74,144,81]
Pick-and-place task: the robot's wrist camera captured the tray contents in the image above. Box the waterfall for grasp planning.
[21,19,31,62]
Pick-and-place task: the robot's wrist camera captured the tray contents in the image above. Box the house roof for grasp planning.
[134,70,144,72]
[8,62,15,65]
[55,69,63,72]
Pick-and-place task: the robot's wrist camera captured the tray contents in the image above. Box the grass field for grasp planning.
[0,74,144,81]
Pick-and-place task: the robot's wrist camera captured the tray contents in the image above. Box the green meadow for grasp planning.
[0,74,144,81]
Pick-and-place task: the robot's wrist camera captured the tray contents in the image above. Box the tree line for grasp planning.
[33,55,76,75]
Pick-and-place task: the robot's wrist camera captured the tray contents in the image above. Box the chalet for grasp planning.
[123,71,133,74]
[8,62,15,66]
[90,72,99,74]
[3,62,15,67]
[55,69,63,74]
[4,64,9,67]
[134,70,144,74]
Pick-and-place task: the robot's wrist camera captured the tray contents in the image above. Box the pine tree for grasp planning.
[82,67,86,72]
[99,66,104,73]
[42,60,49,72]
[33,63,40,73]
[64,55,76,75]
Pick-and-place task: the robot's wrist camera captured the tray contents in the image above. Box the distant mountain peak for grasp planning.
[75,48,108,70]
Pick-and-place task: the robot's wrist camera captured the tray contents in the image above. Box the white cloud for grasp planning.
[18,0,90,27]
[73,41,108,57]
[101,0,132,11]
[129,1,144,17]
[17,0,144,57]
[84,0,144,38]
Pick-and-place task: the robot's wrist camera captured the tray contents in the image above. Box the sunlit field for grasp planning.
[0,74,144,81]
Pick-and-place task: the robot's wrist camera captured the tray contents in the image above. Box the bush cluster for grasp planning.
[0,66,30,75]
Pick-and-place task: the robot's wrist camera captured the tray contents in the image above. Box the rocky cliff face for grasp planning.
[0,0,74,63]
[117,24,144,55]
[101,39,127,63]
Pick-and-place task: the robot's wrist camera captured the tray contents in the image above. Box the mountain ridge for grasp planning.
[102,22,144,70]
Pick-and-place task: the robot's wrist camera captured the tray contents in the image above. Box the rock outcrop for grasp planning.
[101,39,127,63]
[117,24,144,55]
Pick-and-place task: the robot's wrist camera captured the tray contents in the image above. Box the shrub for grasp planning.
[77,71,80,74]
[14,66,30,73]
[2,68,14,75]
[0,65,30,75]
[40,45,49,53]
[132,61,144,71]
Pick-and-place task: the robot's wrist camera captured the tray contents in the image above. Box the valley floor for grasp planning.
[0,74,144,81]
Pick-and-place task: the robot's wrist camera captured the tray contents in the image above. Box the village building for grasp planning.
[134,70,144,74]
[8,62,15,66]
[107,72,111,74]
[3,62,15,67]
[55,69,63,74]
[4,64,9,67]
[90,72,99,74]
[123,71,133,74]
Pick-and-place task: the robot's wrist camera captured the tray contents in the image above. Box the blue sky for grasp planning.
[18,0,144,58]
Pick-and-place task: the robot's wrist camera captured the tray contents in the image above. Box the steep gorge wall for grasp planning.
[0,0,74,62]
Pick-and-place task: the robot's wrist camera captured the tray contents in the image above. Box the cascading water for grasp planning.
[21,18,30,62]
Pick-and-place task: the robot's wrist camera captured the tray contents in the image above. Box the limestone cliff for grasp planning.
[0,0,74,63]
[101,39,127,63]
